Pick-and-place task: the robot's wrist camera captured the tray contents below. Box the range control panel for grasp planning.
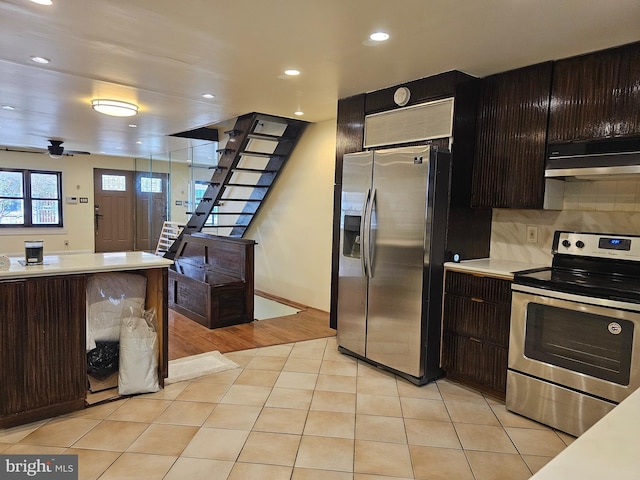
[553,231,640,260]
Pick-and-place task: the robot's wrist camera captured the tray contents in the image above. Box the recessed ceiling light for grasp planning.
[30,0,53,5]
[284,69,300,76]
[201,93,215,99]
[91,99,138,117]
[128,124,137,128]
[369,32,390,42]
[294,111,304,116]
[1,105,16,111]
[30,56,50,64]
[136,141,142,145]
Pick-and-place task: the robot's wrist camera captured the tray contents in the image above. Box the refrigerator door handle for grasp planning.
[361,188,371,277]
[365,188,377,279]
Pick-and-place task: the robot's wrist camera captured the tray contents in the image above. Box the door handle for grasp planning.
[366,188,377,279]
[361,189,371,278]
[95,212,104,234]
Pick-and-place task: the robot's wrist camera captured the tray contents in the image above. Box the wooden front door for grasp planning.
[93,168,135,252]
[135,171,169,252]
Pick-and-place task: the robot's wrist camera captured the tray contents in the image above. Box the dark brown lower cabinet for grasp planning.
[441,271,512,399]
[0,275,86,428]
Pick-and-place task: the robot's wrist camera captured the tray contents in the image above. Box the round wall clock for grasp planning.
[393,86,411,106]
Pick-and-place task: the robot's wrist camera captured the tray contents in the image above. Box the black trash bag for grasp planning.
[87,341,120,379]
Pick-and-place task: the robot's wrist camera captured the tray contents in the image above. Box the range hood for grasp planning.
[545,137,640,180]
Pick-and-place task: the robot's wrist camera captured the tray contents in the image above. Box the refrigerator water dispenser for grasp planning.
[342,215,361,258]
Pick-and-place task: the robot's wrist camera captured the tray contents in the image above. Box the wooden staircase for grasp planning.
[164,112,308,259]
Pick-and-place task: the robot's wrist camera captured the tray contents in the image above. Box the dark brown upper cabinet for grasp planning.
[549,41,640,144]
[472,62,553,209]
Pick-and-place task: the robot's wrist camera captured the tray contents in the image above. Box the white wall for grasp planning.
[246,119,337,312]
[0,151,196,256]
[0,151,135,255]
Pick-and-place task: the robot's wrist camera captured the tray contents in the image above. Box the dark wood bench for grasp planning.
[168,233,256,329]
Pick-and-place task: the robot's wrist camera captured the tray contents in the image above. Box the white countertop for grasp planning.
[444,258,547,280]
[531,385,640,479]
[0,252,173,279]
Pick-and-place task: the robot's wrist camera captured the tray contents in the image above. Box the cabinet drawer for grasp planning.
[443,294,511,347]
[445,271,511,304]
[442,333,508,394]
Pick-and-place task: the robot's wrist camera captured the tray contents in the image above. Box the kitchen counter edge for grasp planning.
[444,258,546,280]
[0,252,173,279]
[531,385,640,480]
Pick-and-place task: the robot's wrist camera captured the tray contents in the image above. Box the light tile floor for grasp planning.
[0,337,575,480]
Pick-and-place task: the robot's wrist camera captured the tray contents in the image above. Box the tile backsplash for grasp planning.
[562,179,640,212]
[490,207,640,265]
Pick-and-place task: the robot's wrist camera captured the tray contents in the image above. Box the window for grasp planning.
[101,174,127,191]
[194,180,218,226]
[0,169,63,227]
[140,176,163,193]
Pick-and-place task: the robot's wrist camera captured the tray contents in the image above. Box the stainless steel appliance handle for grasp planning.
[360,189,371,277]
[512,283,640,313]
[366,188,377,279]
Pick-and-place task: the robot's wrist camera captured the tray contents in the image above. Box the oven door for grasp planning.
[509,284,640,403]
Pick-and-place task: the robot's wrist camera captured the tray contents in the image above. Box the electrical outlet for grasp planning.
[526,225,538,244]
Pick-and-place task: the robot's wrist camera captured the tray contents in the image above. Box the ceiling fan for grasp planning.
[0,139,91,158]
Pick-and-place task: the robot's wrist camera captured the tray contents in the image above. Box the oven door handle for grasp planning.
[512,283,640,313]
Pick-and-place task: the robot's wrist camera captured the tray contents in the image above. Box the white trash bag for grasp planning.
[118,307,160,395]
[86,272,147,351]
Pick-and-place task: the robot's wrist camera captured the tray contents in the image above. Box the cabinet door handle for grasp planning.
[470,297,485,303]
[469,337,482,343]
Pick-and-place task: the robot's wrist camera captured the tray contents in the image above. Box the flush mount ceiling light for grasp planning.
[91,99,138,117]
[284,69,300,76]
[369,31,390,42]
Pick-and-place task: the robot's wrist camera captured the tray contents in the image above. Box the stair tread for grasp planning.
[225,183,270,188]
[220,198,262,202]
[232,167,278,173]
[247,132,283,141]
[239,151,284,158]
[214,212,255,215]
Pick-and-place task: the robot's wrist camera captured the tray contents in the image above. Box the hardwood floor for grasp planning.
[168,305,336,360]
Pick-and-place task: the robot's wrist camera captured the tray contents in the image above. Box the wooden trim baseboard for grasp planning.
[255,290,314,312]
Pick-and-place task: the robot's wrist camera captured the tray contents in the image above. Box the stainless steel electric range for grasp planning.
[507,230,640,436]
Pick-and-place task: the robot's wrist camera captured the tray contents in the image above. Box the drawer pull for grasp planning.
[469,337,482,343]
[470,297,485,303]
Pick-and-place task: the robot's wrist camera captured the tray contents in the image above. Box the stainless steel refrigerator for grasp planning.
[337,145,451,384]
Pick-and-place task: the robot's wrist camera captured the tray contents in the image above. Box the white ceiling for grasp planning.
[0,0,639,159]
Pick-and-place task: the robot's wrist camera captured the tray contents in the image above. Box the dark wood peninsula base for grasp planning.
[0,253,171,429]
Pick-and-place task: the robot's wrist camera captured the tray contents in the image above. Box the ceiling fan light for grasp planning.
[91,99,138,117]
